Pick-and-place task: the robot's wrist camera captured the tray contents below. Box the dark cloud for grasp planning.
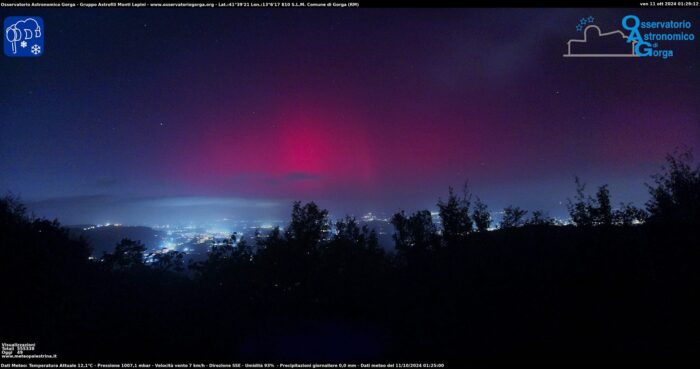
[95,178,118,187]
[277,172,322,183]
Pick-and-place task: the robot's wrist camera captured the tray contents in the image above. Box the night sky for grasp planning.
[1,8,699,225]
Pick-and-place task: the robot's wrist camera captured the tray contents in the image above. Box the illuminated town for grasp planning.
[76,210,578,262]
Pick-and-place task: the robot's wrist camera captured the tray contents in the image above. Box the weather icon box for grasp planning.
[4,16,44,57]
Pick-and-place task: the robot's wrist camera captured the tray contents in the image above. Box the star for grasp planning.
[580,18,587,24]
[587,16,595,23]
[576,24,583,31]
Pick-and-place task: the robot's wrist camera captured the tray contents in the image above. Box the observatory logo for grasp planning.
[563,15,694,59]
[4,16,44,57]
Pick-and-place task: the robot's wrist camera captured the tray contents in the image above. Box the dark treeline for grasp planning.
[1,152,699,364]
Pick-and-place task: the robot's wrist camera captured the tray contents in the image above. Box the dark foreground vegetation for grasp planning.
[1,152,699,364]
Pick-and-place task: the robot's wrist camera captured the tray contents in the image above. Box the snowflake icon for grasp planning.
[587,16,595,23]
[20,41,27,48]
[30,44,41,55]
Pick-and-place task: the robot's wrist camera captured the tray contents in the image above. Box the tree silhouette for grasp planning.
[592,185,613,226]
[285,201,330,251]
[612,202,647,226]
[0,193,27,227]
[472,196,491,232]
[646,150,700,225]
[437,186,473,245]
[233,238,254,261]
[102,238,146,271]
[333,216,381,253]
[334,216,363,244]
[1,194,91,267]
[568,179,615,226]
[391,210,439,253]
[152,250,185,273]
[501,206,527,228]
[526,210,554,226]
[390,211,411,251]
[568,177,594,227]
